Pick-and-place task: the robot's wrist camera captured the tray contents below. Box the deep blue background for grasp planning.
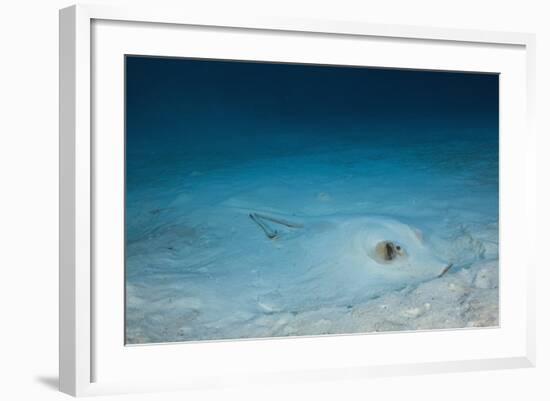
[125,56,498,188]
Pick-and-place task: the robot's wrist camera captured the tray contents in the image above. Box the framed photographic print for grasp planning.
[59,4,536,396]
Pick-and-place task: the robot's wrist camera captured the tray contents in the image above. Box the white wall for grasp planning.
[0,0,548,399]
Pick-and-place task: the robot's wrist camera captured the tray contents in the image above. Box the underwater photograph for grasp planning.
[124,56,499,344]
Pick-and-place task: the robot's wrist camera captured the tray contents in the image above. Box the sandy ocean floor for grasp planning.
[125,136,499,344]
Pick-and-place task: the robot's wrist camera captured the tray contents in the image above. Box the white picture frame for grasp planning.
[59,4,536,397]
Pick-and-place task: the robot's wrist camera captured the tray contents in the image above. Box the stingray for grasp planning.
[245,211,452,312]
[145,208,454,321]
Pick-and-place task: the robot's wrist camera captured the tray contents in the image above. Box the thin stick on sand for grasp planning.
[437,263,454,278]
[252,213,304,229]
[249,213,279,239]
[249,212,304,239]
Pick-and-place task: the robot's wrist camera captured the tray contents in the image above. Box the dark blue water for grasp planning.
[125,57,499,344]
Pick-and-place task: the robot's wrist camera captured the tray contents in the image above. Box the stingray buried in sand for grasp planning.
[124,56,499,343]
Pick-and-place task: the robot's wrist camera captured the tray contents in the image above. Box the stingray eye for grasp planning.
[371,241,407,264]
[385,242,395,260]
